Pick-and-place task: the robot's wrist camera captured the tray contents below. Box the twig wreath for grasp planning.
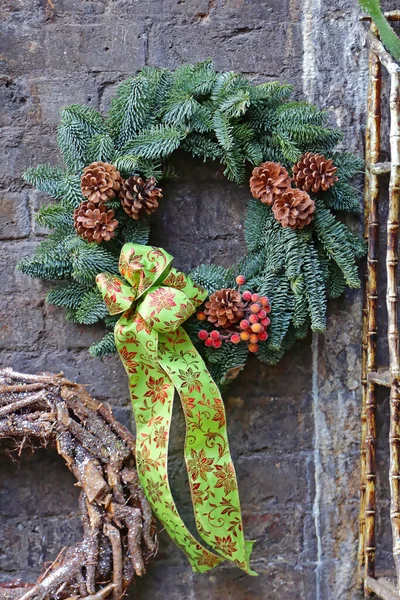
[0,369,157,600]
[19,61,365,387]
[16,62,365,576]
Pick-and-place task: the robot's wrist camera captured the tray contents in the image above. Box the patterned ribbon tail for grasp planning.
[97,243,255,575]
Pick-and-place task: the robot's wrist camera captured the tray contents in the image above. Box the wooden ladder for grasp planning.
[359,12,400,600]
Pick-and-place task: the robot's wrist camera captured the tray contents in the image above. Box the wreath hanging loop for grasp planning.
[0,369,157,600]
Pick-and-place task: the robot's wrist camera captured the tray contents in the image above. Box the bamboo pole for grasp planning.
[364,32,382,592]
[387,66,400,592]
[359,30,375,584]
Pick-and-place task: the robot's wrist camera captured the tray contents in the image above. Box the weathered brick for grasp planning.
[1,129,59,188]
[0,191,30,239]
[147,22,302,77]
[44,24,146,73]
[0,296,44,349]
[0,241,44,294]
[0,449,80,519]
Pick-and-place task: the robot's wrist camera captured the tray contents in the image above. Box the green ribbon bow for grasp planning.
[96,244,254,574]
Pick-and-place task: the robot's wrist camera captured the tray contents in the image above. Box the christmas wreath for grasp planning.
[19,61,365,388]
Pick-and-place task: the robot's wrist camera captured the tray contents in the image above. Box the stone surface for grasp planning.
[0,1,398,599]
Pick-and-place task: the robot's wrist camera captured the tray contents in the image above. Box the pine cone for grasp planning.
[249,161,292,206]
[272,188,315,230]
[73,201,118,243]
[120,176,163,220]
[204,289,244,328]
[292,152,338,193]
[81,162,122,204]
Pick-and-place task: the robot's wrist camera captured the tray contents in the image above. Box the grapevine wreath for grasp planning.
[16,62,366,575]
[0,369,157,600]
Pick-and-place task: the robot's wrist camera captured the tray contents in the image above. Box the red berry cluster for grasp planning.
[197,275,271,354]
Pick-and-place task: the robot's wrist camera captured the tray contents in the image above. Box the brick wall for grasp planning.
[0,1,398,598]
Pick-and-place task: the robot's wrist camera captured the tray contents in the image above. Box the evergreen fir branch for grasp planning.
[228,251,266,285]
[135,158,167,179]
[58,104,106,172]
[258,135,288,165]
[243,140,263,166]
[222,148,246,183]
[89,332,117,357]
[263,219,285,274]
[281,228,304,281]
[59,174,85,209]
[249,81,293,104]
[314,201,361,288]
[273,132,302,163]
[257,340,287,365]
[302,242,327,331]
[322,182,361,213]
[332,152,364,180]
[122,125,186,159]
[87,133,115,163]
[181,134,222,162]
[292,276,309,329]
[212,111,233,150]
[328,261,347,299]
[23,164,64,198]
[244,200,271,252]
[211,71,246,103]
[231,122,256,150]
[276,102,328,126]
[345,228,367,258]
[113,154,139,176]
[219,89,251,118]
[187,60,217,96]
[104,314,119,328]
[265,276,293,350]
[282,123,342,149]
[120,217,151,245]
[71,244,120,285]
[190,264,229,294]
[162,96,200,126]
[35,204,74,232]
[108,75,151,148]
[75,289,109,324]
[188,105,214,133]
[17,248,73,280]
[47,281,90,309]
[293,320,310,340]
[205,342,249,388]
[316,241,331,284]
[65,308,79,323]
[33,232,74,256]
[62,104,105,130]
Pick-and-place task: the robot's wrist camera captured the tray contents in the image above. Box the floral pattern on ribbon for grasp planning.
[96,243,255,575]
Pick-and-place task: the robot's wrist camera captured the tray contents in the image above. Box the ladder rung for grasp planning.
[368,370,392,387]
[370,161,392,175]
[365,576,399,600]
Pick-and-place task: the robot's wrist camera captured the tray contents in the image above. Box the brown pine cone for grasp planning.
[80,162,122,204]
[292,152,338,193]
[249,161,292,206]
[120,176,163,220]
[272,188,315,230]
[73,201,118,243]
[205,289,244,328]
